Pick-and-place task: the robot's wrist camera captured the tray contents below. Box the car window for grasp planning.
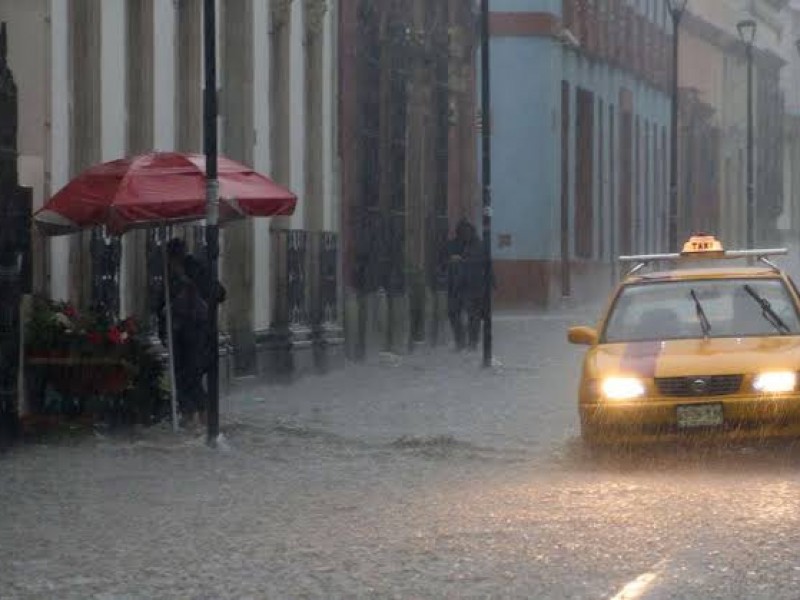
[603,278,800,343]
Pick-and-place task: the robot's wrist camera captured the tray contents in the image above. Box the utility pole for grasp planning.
[666,0,687,250]
[737,19,756,249]
[480,0,492,368]
[746,42,754,248]
[204,0,220,446]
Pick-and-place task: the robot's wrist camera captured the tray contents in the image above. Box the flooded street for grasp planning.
[2,0,799,597]
[4,313,800,599]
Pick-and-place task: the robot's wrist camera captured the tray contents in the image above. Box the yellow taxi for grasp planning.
[568,235,800,444]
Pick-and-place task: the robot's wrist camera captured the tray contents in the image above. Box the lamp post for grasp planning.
[738,19,756,249]
[479,0,493,368]
[666,0,687,250]
[204,0,221,446]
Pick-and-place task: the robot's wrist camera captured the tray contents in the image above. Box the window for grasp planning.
[603,278,800,342]
[598,99,606,259]
[575,88,595,259]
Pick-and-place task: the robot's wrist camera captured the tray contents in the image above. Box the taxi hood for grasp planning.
[589,337,800,378]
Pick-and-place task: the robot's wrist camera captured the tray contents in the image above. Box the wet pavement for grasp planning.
[4,311,800,599]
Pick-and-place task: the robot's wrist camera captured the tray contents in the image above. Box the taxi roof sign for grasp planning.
[617,234,787,276]
[681,235,724,255]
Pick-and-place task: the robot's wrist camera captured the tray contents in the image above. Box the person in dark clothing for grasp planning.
[447,219,489,351]
[170,272,209,425]
[166,238,227,306]
[159,238,226,427]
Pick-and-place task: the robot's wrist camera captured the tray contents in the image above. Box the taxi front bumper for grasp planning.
[580,394,800,440]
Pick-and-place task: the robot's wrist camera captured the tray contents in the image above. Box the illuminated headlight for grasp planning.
[753,372,797,394]
[601,377,646,400]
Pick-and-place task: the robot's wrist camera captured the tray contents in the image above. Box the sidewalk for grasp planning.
[0,310,592,599]
[221,310,589,456]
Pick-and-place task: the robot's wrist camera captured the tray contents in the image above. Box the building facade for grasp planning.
[1,0,341,379]
[780,1,800,250]
[677,0,788,249]
[339,0,479,358]
[488,0,790,309]
[489,0,672,308]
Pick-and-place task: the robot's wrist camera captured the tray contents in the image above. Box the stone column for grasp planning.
[100,0,126,313]
[404,0,432,349]
[174,0,207,308]
[377,6,393,352]
[68,0,103,309]
[220,0,257,375]
[426,0,452,345]
[48,0,71,303]
[252,0,273,335]
[152,0,176,152]
[124,0,154,323]
[304,0,341,371]
[176,0,203,154]
[303,0,325,232]
[260,0,296,379]
[269,0,293,215]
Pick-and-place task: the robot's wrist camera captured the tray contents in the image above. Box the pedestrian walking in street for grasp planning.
[447,219,490,351]
[159,238,226,428]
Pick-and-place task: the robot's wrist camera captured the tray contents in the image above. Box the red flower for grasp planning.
[87,331,104,346]
[63,305,78,318]
[122,318,137,335]
[108,326,124,345]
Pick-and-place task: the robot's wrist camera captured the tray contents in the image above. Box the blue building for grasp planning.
[485,0,673,307]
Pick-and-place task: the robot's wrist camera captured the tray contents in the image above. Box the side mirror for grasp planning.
[568,326,598,346]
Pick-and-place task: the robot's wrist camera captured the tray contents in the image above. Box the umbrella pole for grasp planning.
[161,228,179,433]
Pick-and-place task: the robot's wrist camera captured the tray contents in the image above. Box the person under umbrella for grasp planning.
[158,239,226,428]
[34,151,297,432]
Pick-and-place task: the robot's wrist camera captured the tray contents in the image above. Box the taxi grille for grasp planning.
[655,375,743,397]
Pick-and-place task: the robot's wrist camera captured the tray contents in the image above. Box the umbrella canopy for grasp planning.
[34,152,297,236]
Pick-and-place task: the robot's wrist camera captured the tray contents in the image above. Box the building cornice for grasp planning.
[303,0,327,44]
[270,0,293,34]
[762,0,790,10]
[750,0,789,39]
[682,11,787,72]
[490,9,672,94]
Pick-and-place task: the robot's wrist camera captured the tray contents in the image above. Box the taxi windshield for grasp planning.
[603,278,800,343]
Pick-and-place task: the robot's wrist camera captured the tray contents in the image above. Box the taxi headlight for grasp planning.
[601,377,646,400]
[753,372,797,394]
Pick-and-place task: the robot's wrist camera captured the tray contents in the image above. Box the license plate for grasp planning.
[677,403,724,429]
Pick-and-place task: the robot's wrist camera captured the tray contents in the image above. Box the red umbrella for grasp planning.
[34,152,296,235]
[32,151,297,433]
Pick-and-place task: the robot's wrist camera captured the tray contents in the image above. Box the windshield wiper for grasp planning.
[743,284,790,335]
[690,289,712,339]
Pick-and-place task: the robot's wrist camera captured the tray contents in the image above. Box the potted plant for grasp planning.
[24,296,167,426]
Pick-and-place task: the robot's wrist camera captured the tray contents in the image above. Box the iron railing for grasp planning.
[316,231,339,325]
[90,227,122,318]
[271,229,339,330]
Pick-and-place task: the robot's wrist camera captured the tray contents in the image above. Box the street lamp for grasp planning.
[479,0,493,368]
[666,0,687,250]
[737,19,756,249]
[204,0,221,446]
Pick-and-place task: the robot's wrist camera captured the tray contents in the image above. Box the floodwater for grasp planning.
[4,313,800,599]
